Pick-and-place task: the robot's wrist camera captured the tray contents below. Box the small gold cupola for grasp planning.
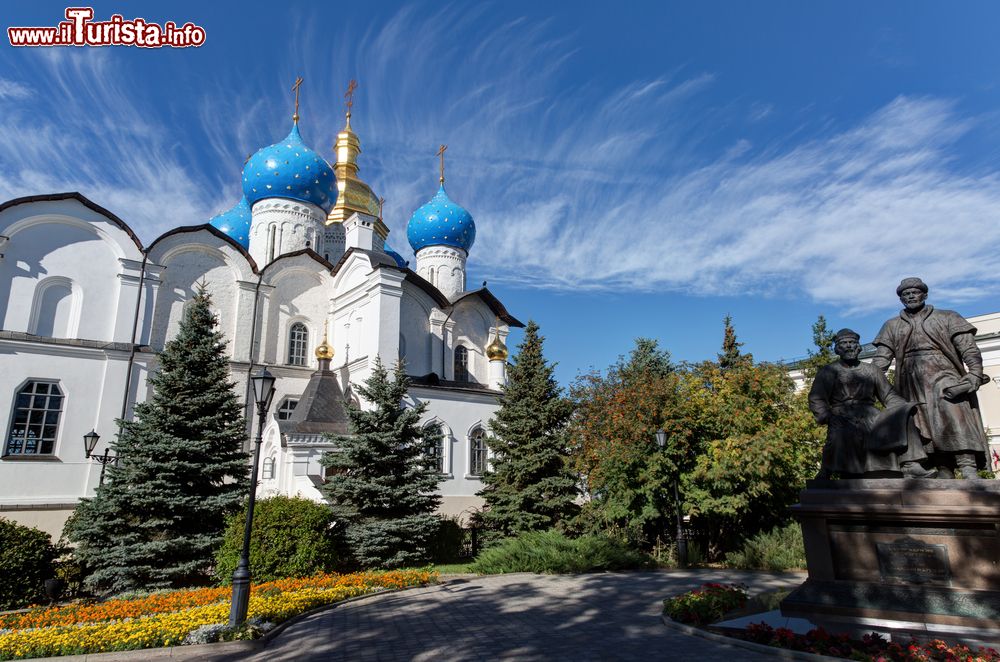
[486,323,508,362]
[315,321,335,362]
[327,79,388,239]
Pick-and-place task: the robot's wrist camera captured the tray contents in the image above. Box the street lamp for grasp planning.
[83,430,116,486]
[229,367,276,627]
[656,429,688,566]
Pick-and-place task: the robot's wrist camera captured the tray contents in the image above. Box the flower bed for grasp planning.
[0,570,436,660]
[662,582,748,627]
[739,622,1000,662]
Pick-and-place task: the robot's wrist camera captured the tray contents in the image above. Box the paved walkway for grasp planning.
[244,570,805,661]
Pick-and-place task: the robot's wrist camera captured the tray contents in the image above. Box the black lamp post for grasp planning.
[229,367,276,627]
[83,430,116,486]
[656,429,688,566]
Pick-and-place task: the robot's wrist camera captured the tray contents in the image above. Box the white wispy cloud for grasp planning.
[0,49,228,239]
[1,6,998,314]
[0,78,31,100]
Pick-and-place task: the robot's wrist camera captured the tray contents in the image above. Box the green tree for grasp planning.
[802,314,836,379]
[66,287,248,595]
[321,359,443,568]
[569,338,694,546]
[477,321,577,540]
[718,314,750,371]
[682,359,823,555]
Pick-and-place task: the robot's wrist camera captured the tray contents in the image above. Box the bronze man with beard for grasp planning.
[809,328,932,478]
[872,277,990,479]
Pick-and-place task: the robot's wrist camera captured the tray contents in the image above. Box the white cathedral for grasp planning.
[0,96,521,539]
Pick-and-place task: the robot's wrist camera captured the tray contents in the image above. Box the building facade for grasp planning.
[0,106,520,539]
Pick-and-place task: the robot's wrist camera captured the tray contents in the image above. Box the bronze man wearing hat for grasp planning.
[809,328,932,478]
[871,277,990,479]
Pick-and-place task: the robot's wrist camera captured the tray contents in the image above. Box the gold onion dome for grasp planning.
[327,82,385,237]
[486,331,508,361]
[315,323,334,360]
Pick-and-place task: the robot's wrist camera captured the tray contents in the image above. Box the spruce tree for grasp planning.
[66,286,249,595]
[718,314,749,371]
[321,359,443,568]
[477,321,577,539]
[802,314,837,379]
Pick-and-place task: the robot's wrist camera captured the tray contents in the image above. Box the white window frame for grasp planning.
[468,426,489,477]
[4,380,64,458]
[288,322,309,366]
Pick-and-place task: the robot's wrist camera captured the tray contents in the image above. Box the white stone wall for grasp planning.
[414,246,467,300]
[259,255,334,369]
[146,229,257,359]
[399,285,434,375]
[0,198,144,343]
[248,199,326,267]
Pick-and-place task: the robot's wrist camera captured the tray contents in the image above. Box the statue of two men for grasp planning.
[810,278,989,479]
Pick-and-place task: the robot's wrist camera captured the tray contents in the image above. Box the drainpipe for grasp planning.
[243,271,265,442]
[118,251,148,431]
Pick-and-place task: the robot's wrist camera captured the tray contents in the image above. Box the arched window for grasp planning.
[454,345,469,382]
[32,281,74,338]
[5,381,63,456]
[268,225,277,263]
[469,427,488,476]
[424,422,444,474]
[262,456,276,480]
[288,323,308,366]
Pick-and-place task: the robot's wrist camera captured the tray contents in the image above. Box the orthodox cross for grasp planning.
[437,144,447,184]
[378,196,385,220]
[345,79,358,117]
[292,76,304,123]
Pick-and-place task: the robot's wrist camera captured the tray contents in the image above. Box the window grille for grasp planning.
[288,323,308,366]
[5,381,63,456]
[469,428,488,476]
[454,345,469,382]
[276,398,299,421]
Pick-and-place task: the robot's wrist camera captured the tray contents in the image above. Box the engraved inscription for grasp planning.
[876,538,951,586]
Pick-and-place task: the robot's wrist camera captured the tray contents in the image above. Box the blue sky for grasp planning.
[3,1,1000,385]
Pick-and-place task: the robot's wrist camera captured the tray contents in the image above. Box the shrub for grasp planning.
[215,496,338,584]
[469,530,652,574]
[428,517,466,563]
[725,522,805,571]
[0,518,58,609]
[663,583,748,626]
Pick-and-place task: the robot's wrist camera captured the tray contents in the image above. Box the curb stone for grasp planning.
[661,615,847,662]
[22,584,430,662]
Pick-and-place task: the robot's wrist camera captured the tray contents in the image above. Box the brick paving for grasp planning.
[244,569,805,661]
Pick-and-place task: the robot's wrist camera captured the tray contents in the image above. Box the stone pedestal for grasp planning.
[780,479,1000,644]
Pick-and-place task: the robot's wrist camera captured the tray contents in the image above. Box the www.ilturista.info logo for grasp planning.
[7,7,206,48]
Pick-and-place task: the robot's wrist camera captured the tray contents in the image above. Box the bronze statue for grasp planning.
[872,277,989,479]
[809,328,933,478]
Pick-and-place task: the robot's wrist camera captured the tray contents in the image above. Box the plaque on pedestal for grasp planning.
[780,479,1000,644]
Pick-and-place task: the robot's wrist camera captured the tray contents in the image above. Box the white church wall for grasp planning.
[259,256,332,369]
[0,199,142,343]
[410,386,499,520]
[146,231,255,356]
[0,341,134,538]
[447,301,492,384]
[399,284,434,376]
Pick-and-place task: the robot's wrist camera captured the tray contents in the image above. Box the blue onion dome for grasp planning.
[241,123,337,212]
[209,197,252,248]
[384,245,408,268]
[406,185,476,253]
